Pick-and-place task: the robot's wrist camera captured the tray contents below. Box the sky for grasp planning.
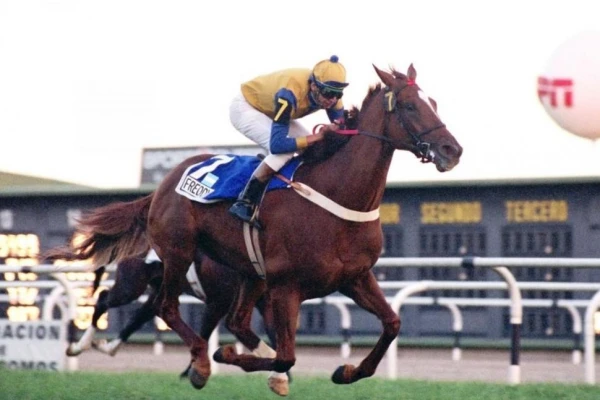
[1,0,600,188]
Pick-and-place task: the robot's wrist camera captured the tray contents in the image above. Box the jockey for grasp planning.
[228,55,349,227]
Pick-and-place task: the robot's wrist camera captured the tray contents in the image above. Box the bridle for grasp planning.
[342,81,446,163]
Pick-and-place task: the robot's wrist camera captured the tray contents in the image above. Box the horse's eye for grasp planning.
[403,103,416,111]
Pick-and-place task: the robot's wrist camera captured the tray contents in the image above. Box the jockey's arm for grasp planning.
[269,89,319,154]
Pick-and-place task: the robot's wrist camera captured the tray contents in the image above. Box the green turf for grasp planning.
[1,370,600,400]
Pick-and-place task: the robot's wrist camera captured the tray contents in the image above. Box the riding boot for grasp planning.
[228,161,276,228]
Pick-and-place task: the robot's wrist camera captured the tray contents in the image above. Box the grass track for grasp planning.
[2,370,600,400]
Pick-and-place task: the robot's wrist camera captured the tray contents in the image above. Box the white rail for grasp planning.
[2,258,600,384]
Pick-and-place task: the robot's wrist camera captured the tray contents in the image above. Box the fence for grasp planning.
[1,257,600,384]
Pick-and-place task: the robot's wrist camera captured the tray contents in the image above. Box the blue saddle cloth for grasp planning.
[175,154,302,203]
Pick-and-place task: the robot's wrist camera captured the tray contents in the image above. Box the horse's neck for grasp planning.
[306,133,394,212]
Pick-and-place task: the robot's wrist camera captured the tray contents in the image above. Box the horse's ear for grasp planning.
[430,97,438,112]
[373,64,395,87]
[407,63,417,81]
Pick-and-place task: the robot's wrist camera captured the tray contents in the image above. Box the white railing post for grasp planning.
[492,266,522,385]
[441,302,463,361]
[560,303,583,365]
[326,298,352,359]
[387,281,432,379]
[584,289,600,384]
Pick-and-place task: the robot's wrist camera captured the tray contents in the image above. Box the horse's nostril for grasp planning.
[441,144,463,160]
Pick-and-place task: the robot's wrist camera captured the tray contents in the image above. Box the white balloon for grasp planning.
[538,30,600,140]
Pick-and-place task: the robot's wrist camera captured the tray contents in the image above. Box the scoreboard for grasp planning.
[1,178,600,341]
[1,233,41,321]
[0,232,111,330]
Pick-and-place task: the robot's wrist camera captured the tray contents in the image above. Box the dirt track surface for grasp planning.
[75,343,599,384]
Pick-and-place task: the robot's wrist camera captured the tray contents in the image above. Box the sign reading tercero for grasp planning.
[505,200,568,223]
[0,320,65,371]
[141,145,265,185]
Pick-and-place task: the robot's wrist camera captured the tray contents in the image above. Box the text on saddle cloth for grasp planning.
[175,154,301,203]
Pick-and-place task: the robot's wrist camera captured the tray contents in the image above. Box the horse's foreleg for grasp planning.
[157,258,210,390]
[93,291,157,356]
[256,293,292,394]
[269,286,300,375]
[66,325,96,356]
[176,298,230,379]
[213,279,277,372]
[66,289,111,356]
[333,272,400,384]
[225,278,266,352]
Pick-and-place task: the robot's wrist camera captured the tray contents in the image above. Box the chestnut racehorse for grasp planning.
[45,64,462,393]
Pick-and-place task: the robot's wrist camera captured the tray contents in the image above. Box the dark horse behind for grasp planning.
[65,250,291,395]
[45,64,462,395]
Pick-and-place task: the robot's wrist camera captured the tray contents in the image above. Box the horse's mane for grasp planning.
[301,106,360,164]
[301,131,351,164]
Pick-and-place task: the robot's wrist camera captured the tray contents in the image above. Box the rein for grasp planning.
[313,82,446,163]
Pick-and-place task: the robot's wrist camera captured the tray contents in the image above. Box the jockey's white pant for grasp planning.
[229,92,311,171]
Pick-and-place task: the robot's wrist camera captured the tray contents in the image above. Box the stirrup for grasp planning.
[229,201,253,222]
[229,202,263,230]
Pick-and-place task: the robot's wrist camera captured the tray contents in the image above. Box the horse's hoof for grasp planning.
[179,364,192,380]
[268,376,289,397]
[91,339,106,352]
[331,365,351,385]
[65,345,81,357]
[212,347,225,363]
[92,338,122,356]
[188,368,208,390]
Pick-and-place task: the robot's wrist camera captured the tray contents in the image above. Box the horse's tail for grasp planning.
[43,194,153,267]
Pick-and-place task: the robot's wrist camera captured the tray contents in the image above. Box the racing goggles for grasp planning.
[319,86,344,100]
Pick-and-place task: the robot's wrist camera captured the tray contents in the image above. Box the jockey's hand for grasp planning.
[307,131,325,145]
[308,123,340,145]
[319,123,340,134]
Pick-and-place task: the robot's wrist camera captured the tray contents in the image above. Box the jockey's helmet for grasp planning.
[311,55,349,93]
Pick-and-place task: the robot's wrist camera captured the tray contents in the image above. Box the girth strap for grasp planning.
[243,222,266,279]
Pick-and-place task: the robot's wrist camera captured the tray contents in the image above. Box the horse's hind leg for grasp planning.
[156,254,211,390]
[333,271,400,384]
